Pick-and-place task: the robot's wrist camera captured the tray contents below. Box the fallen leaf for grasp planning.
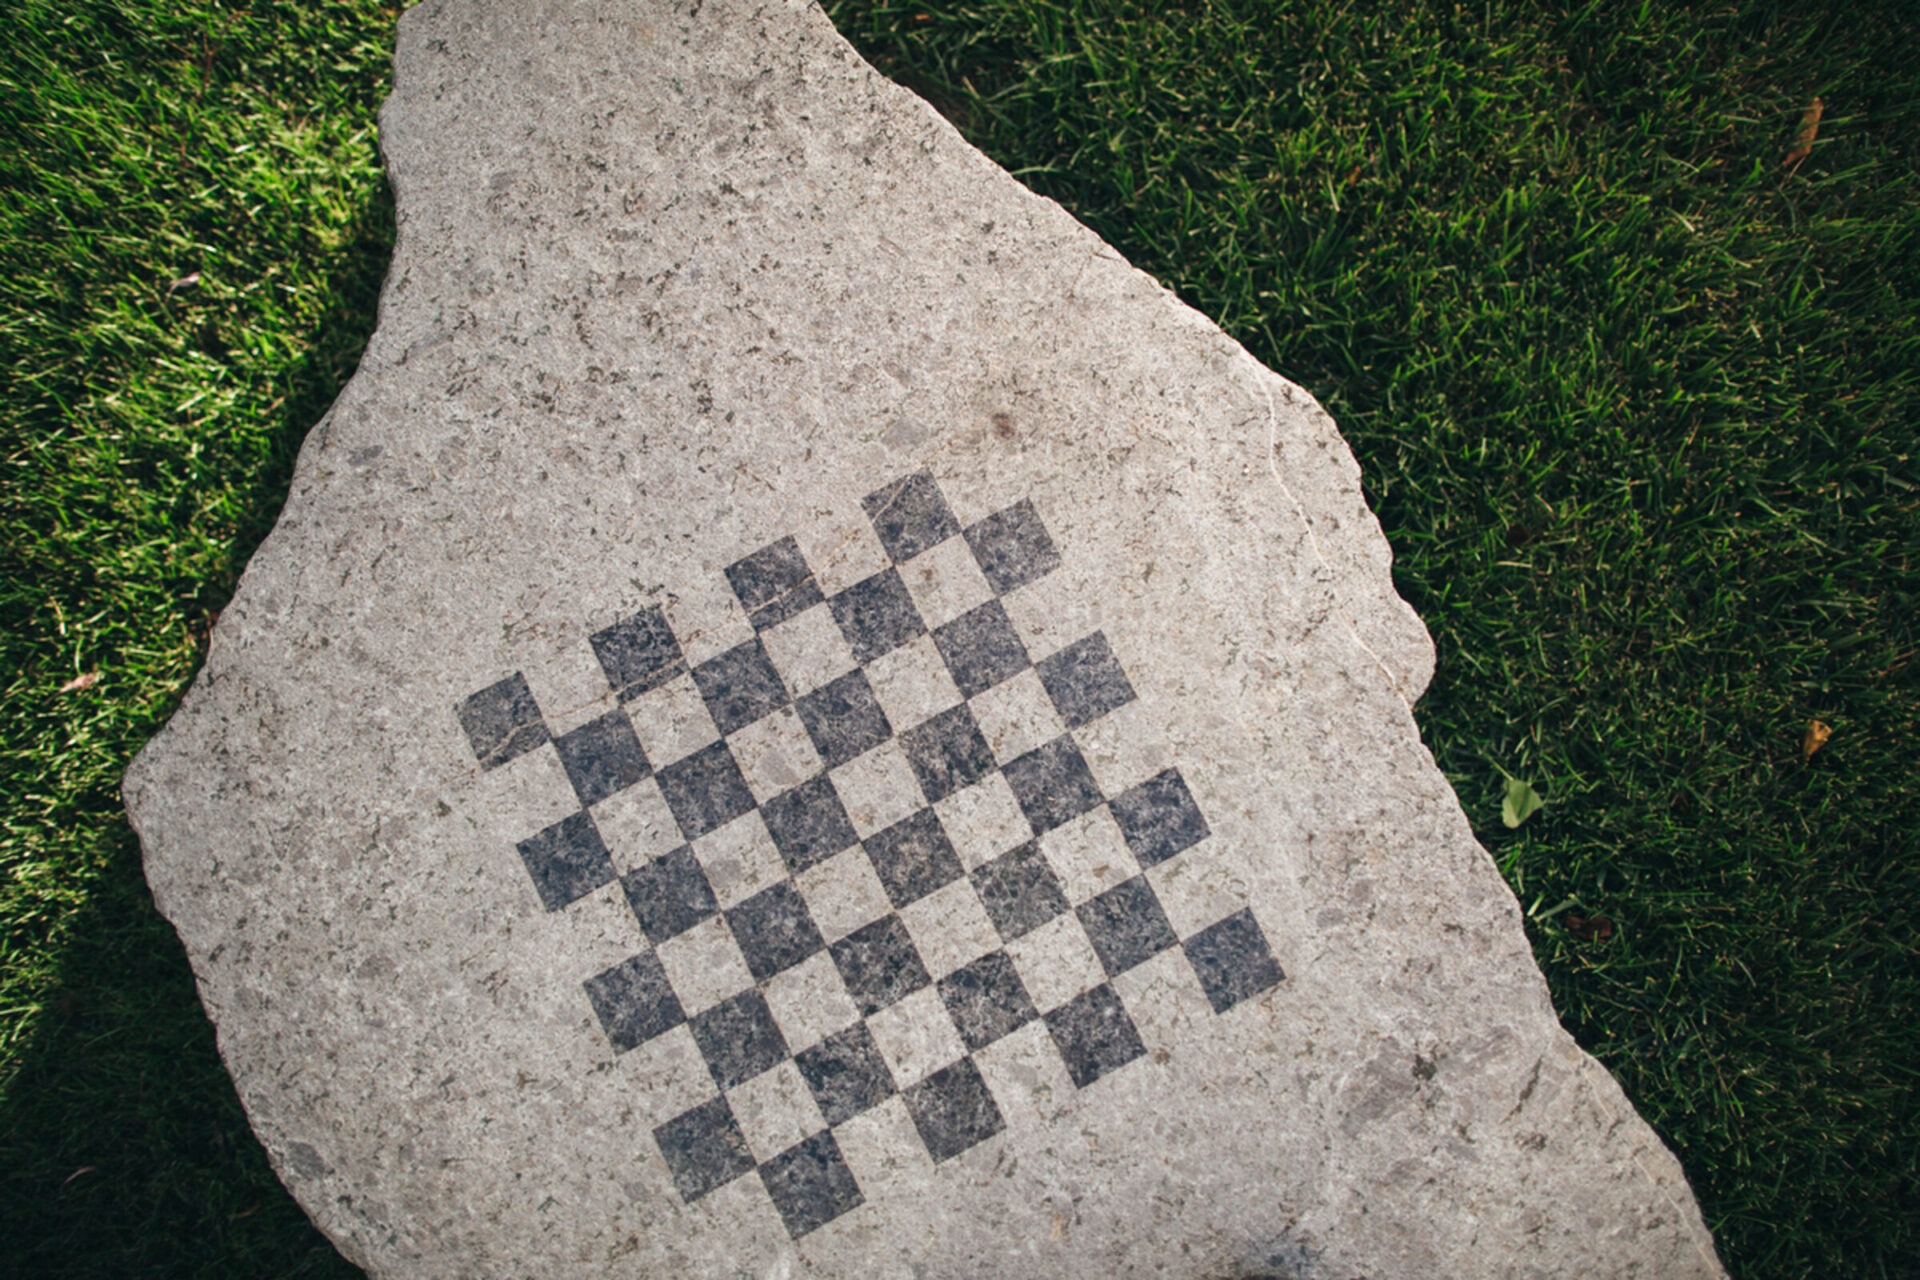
[1501,776,1544,828]
[1565,913,1614,943]
[1800,719,1833,762]
[57,671,100,694]
[1784,97,1823,167]
[167,270,202,295]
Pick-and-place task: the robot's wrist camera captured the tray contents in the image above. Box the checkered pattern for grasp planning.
[457,471,1285,1240]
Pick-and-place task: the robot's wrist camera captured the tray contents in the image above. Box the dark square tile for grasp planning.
[931,600,1031,699]
[1184,908,1285,1013]
[592,605,686,701]
[654,1096,756,1203]
[1035,632,1136,730]
[1077,876,1178,977]
[515,811,616,911]
[759,1129,864,1239]
[726,535,824,632]
[621,846,718,943]
[457,672,549,769]
[970,842,1069,942]
[795,1022,897,1126]
[795,670,893,769]
[863,808,964,909]
[862,470,960,563]
[552,708,651,807]
[898,703,997,804]
[963,499,1060,596]
[903,1057,1005,1163]
[1045,983,1146,1088]
[1109,767,1211,867]
[938,951,1038,1052]
[830,915,932,1016]
[828,568,926,664]
[689,989,790,1090]
[692,638,791,735]
[582,951,684,1052]
[1001,735,1106,835]
[655,740,756,841]
[726,881,826,983]
[761,775,860,875]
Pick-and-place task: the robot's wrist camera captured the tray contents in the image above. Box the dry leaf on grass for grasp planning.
[1565,913,1614,943]
[1800,719,1833,762]
[57,671,100,694]
[1784,97,1823,167]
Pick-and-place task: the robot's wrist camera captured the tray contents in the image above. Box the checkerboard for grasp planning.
[457,470,1285,1240]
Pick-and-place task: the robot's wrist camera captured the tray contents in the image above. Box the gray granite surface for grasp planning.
[123,0,1727,1274]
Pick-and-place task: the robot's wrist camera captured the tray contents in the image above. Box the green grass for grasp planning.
[2,0,1915,1275]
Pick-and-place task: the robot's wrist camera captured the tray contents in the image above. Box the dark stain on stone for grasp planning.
[1413,1053,1438,1082]
[285,1141,331,1181]
[991,411,1015,440]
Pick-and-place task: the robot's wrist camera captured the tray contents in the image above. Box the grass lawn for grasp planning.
[2,0,1914,1275]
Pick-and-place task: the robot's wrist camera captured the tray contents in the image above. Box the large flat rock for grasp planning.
[123,1,1726,1275]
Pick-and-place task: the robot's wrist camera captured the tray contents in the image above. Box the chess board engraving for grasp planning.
[458,472,1284,1239]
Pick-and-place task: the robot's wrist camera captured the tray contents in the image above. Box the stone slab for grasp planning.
[122,1,1727,1275]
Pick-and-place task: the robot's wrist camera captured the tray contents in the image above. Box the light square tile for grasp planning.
[896,532,995,629]
[623,671,722,770]
[827,739,924,839]
[727,1059,828,1164]
[1071,696,1172,800]
[653,914,756,1015]
[968,667,1066,764]
[998,576,1102,664]
[758,599,859,697]
[473,743,579,838]
[796,512,891,598]
[897,876,999,979]
[971,1019,1073,1130]
[519,639,621,736]
[725,704,824,805]
[621,1024,719,1127]
[932,772,1031,871]
[663,572,756,668]
[1004,912,1106,1014]
[865,985,967,1088]
[536,879,647,974]
[688,810,787,909]
[794,845,892,943]
[1146,851,1249,941]
[829,1095,930,1191]
[1111,947,1213,1058]
[1037,805,1140,906]
[590,777,683,874]
[761,950,862,1055]
[863,632,963,735]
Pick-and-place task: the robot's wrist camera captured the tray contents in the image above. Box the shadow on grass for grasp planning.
[0,842,362,1279]
[0,190,393,1280]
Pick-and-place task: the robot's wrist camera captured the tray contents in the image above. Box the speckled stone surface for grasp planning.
[122,1,1727,1275]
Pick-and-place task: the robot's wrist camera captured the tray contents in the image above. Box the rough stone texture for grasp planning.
[122,1,1728,1276]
